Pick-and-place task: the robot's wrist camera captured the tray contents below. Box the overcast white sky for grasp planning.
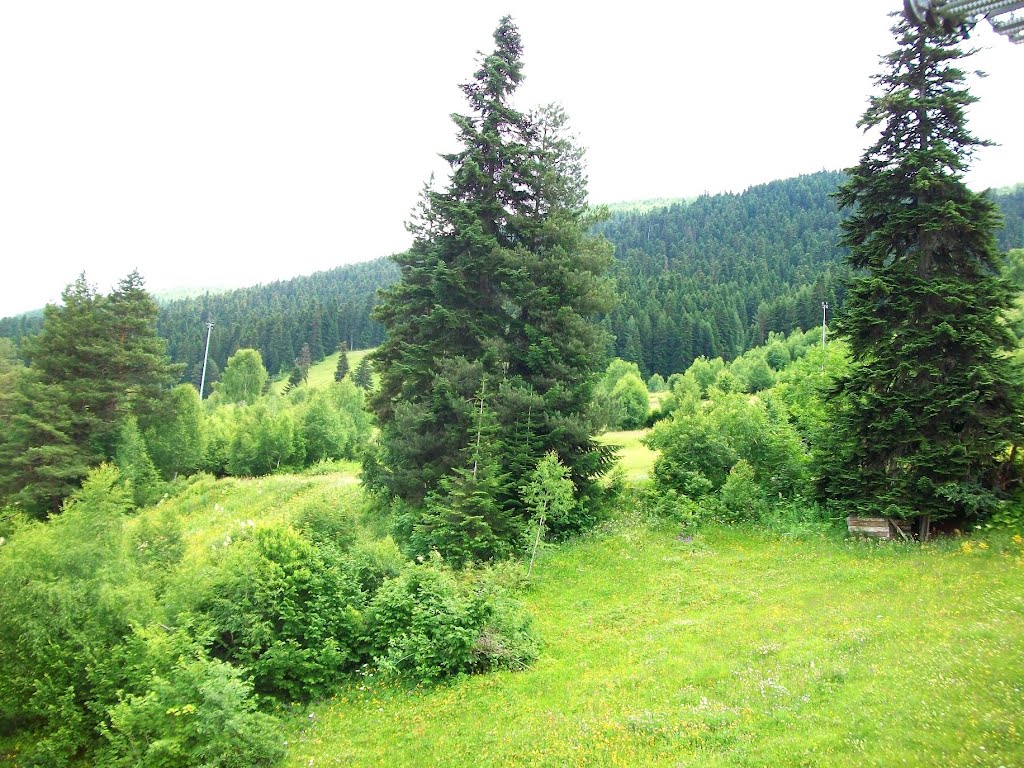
[1,1,1020,317]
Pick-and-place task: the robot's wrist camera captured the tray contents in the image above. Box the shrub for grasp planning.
[225,402,298,477]
[366,559,537,682]
[647,373,667,393]
[647,391,809,506]
[97,629,284,768]
[0,466,156,766]
[344,536,407,596]
[710,460,771,524]
[633,485,702,527]
[610,373,650,429]
[190,523,364,700]
[292,490,359,556]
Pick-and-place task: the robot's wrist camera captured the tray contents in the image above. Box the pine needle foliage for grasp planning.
[368,17,615,546]
[826,17,1023,522]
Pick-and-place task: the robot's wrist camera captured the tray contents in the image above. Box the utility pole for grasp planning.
[199,320,214,399]
[821,302,829,370]
[821,302,828,352]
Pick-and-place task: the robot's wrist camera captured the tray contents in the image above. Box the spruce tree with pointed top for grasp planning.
[825,17,1022,523]
[368,17,614,536]
[334,342,350,382]
[352,357,372,391]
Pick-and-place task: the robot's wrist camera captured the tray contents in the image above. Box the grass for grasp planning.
[272,347,375,394]
[599,429,658,481]
[283,522,1024,767]
[649,389,670,411]
[124,463,365,563]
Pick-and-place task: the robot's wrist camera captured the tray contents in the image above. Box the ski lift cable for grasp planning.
[904,0,1024,42]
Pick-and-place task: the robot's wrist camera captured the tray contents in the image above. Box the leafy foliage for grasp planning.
[366,558,538,682]
[97,629,284,768]
[190,523,364,700]
[0,464,540,764]
[215,348,269,404]
[115,416,164,508]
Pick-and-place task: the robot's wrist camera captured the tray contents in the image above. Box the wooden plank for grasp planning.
[847,516,892,537]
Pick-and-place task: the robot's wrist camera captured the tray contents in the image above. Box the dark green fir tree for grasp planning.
[367,17,614,547]
[334,342,350,381]
[0,273,179,515]
[352,357,372,391]
[826,16,1022,527]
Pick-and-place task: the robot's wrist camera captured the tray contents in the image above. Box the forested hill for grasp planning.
[600,173,1024,377]
[156,257,397,383]
[1,175,1021,382]
[599,171,848,376]
[995,183,1024,252]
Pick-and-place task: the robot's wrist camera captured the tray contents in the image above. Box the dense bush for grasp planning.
[188,523,365,701]
[0,466,278,768]
[199,378,372,481]
[0,467,151,765]
[0,452,539,765]
[366,558,538,682]
[647,390,809,520]
[593,359,650,430]
[97,629,284,768]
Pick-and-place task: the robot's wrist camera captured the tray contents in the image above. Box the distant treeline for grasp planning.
[155,258,397,383]
[0,258,398,384]
[2,175,1022,381]
[598,174,1024,377]
[598,171,850,377]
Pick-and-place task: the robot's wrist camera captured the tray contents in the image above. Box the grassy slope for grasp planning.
[599,429,658,482]
[272,348,374,395]
[125,429,1023,768]
[285,522,1024,767]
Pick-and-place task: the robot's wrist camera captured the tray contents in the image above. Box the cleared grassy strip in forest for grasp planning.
[272,347,374,394]
[284,523,1024,767]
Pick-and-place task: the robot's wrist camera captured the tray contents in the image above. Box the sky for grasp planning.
[1,1,1020,317]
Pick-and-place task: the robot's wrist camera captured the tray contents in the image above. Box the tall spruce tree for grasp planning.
[368,17,614,548]
[826,17,1022,524]
[0,273,178,515]
[334,342,350,381]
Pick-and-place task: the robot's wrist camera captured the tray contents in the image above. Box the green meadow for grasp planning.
[272,437,1024,768]
[282,516,1024,767]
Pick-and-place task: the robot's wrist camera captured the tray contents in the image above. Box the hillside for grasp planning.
[157,258,397,381]
[599,172,849,376]
[2,176,1022,382]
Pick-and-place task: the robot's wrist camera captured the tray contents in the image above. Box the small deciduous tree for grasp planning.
[522,452,575,575]
[144,384,206,480]
[217,349,268,405]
